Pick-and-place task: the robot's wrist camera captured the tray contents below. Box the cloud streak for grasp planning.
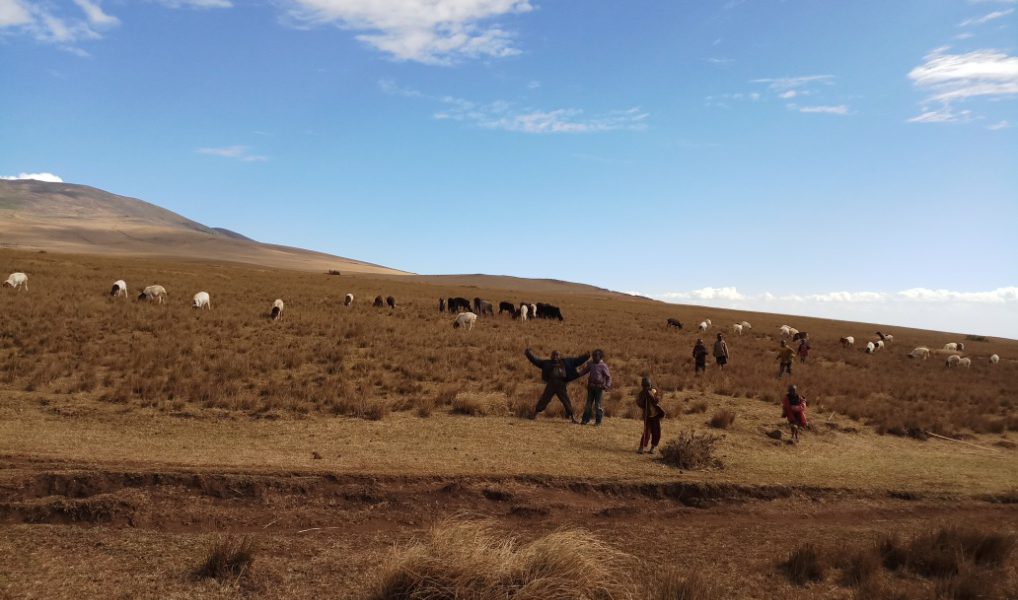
[959,8,1014,26]
[195,145,268,162]
[281,0,533,65]
[908,47,1018,123]
[1,172,64,182]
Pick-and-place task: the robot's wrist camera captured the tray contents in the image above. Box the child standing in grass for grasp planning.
[777,340,795,378]
[636,376,665,454]
[781,385,808,442]
[797,339,811,363]
[692,339,708,374]
[577,349,612,426]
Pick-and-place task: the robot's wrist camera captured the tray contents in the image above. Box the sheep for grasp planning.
[386,296,396,309]
[705,318,712,326]
[667,318,683,330]
[452,312,477,331]
[908,347,931,360]
[192,291,211,310]
[373,296,384,308]
[110,280,127,298]
[788,327,800,338]
[875,340,885,351]
[740,321,752,329]
[945,354,962,368]
[840,336,855,348]
[865,341,876,354]
[959,357,972,368]
[732,323,743,335]
[345,293,354,307]
[3,272,28,291]
[780,325,792,338]
[943,342,965,352]
[519,303,529,321]
[990,354,1000,365]
[138,285,167,303]
[876,331,894,343]
[270,299,284,320]
[698,321,709,333]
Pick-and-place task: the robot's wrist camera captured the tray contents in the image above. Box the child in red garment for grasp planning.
[636,376,665,454]
[781,385,808,442]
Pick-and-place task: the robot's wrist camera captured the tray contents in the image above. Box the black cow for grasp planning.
[477,300,494,317]
[473,297,483,313]
[439,298,446,312]
[535,302,564,321]
[667,318,683,330]
[373,295,384,308]
[498,301,516,315]
[448,297,471,312]
[386,296,396,309]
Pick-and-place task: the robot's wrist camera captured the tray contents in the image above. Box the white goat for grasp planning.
[944,342,965,352]
[271,299,284,320]
[698,321,709,333]
[908,347,931,360]
[780,325,792,338]
[3,272,28,291]
[959,357,972,368]
[732,323,743,335]
[192,291,211,310]
[138,285,167,303]
[990,354,1000,365]
[740,321,752,329]
[865,341,876,354]
[840,336,855,348]
[344,293,354,306]
[110,280,127,298]
[945,354,962,368]
[453,312,478,331]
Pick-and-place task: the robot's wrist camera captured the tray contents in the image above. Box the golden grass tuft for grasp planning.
[195,535,256,581]
[780,543,825,585]
[707,409,736,429]
[648,569,721,600]
[659,431,722,470]
[369,520,635,600]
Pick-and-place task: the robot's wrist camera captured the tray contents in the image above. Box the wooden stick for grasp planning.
[926,432,1000,452]
[262,519,278,529]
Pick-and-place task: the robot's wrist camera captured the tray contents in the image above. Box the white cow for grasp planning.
[519,303,529,321]
[453,312,478,331]
[138,285,167,303]
[192,291,211,310]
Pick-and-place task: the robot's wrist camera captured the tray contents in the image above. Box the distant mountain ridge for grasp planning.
[0,180,407,275]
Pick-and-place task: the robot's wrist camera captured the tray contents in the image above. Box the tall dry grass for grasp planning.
[1,249,1016,436]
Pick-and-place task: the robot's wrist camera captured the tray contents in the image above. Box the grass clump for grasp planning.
[195,535,256,581]
[369,520,634,600]
[707,409,736,429]
[780,543,825,585]
[648,569,720,600]
[659,431,721,470]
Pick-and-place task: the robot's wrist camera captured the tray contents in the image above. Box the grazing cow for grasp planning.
[138,285,167,303]
[110,280,127,298]
[499,301,516,316]
[667,318,683,330]
[3,272,28,291]
[477,300,494,317]
[439,298,446,312]
[270,299,284,320]
[373,296,384,308]
[519,303,529,321]
[535,302,564,321]
[386,296,396,309]
[344,293,354,306]
[453,312,478,331]
[792,331,809,342]
[840,336,855,348]
[192,291,211,310]
[448,297,471,313]
[473,297,483,313]
[529,303,537,319]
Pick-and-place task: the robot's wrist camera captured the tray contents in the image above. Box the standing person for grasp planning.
[692,338,708,374]
[713,333,730,370]
[797,338,810,363]
[777,340,795,378]
[524,348,591,423]
[781,385,808,442]
[577,349,612,426]
[636,376,665,454]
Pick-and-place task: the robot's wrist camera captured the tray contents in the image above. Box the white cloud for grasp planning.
[281,0,533,65]
[381,80,648,134]
[1,172,64,182]
[527,80,540,89]
[641,286,1018,337]
[988,119,1010,129]
[154,0,233,7]
[0,0,32,27]
[792,104,851,115]
[778,90,797,99]
[752,75,834,92]
[959,8,1014,26]
[908,47,1018,122]
[72,0,119,27]
[195,145,268,162]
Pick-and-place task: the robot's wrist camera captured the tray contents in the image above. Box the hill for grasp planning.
[0,179,407,275]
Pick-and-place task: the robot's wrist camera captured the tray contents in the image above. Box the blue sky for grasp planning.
[1,0,1016,336]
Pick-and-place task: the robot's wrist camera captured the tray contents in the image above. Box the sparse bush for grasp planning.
[648,569,720,600]
[686,401,708,414]
[708,409,736,429]
[837,548,880,586]
[369,521,634,600]
[451,392,506,417]
[659,431,721,470]
[780,543,825,585]
[195,535,255,580]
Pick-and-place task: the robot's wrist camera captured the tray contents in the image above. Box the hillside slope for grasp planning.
[0,180,407,275]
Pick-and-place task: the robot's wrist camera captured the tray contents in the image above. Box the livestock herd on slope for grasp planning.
[2,270,1005,367]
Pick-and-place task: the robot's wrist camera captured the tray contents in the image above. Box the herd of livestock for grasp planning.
[2,270,1005,367]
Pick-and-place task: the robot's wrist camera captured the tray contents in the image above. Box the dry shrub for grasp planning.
[935,567,1003,600]
[451,392,507,417]
[659,431,721,470]
[780,543,825,585]
[195,535,256,580]
[369,521,634,600]
[686,401,708,414]
[648,569,720,600]
[853,578,911,600]
[879,528,1015,578]
[708,409,736,429]
[837,548,880,586]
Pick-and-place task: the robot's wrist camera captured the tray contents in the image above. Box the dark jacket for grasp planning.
[525,349,590,384]
[636,388,665,419]
[692,342,708,362]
